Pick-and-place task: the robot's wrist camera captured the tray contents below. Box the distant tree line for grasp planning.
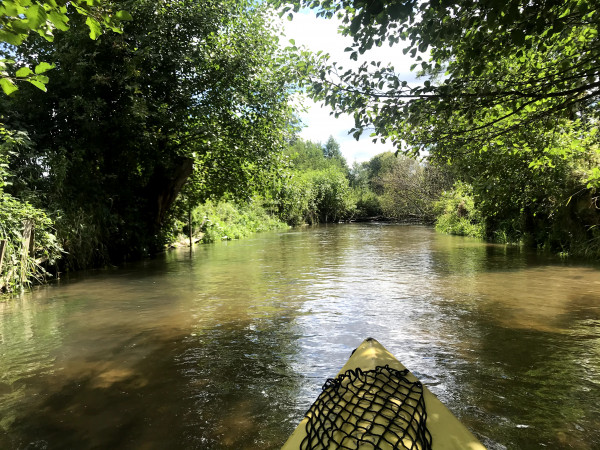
[267,137,451,226]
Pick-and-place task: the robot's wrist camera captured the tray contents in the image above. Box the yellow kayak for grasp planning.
[282,338,485,450]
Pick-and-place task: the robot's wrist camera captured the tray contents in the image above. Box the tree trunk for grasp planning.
[147,157,194,232]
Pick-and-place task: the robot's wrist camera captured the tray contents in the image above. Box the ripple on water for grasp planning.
[1,224,599,449]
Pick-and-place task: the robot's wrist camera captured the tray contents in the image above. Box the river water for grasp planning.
[0,224,599,449]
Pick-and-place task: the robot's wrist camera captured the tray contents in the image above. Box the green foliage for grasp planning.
[433,126,600,256]
[304,167,355,223]
[449,122,600,253]
[434,182,485,239]
[280,0,600,160]
[361,152,397,195]
[269,166,355,225]
[379,156,452,222]
[347,152,396,218]
[279,0,600,257]
[284,138,347,173]
[0,0,131,93]
[268,172,314,226]
[323,135,348,172]
[0,125,62,292]
[53,206,117,270]
[347,151,450,221]
[352,188,382,218]
[347,160,383,217]
[0,192,62,292]
[273,138,355,224]
[3,0,300,268]
[193,199,288,244]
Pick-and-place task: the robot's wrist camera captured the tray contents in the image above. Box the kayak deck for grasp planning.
[282,338,485,450]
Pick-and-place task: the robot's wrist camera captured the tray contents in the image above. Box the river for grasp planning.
[1,224,599,449]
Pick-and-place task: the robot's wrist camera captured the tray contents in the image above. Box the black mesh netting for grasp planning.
[300,365,432,450]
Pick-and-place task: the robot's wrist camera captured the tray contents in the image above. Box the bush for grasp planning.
[270,166,356,225]
[192,199,288,244]
[303,167,355,223]
[353,188,382,217]
[0,193,63,292]
[434,181,485,238]
[270,174,314,226]
[0,126,62,293]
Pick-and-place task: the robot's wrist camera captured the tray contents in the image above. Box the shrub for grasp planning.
[434,181,485,238]
[192,199,288,244]
[1,126,62,292]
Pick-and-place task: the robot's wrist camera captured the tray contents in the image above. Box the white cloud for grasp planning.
[282,10,420,162]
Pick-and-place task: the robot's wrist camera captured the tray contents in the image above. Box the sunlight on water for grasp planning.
[0,224,599,449]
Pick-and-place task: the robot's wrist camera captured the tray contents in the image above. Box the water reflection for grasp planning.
[0,224,599,449]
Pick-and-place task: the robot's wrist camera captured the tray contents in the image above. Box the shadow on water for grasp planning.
[1,318,303,450]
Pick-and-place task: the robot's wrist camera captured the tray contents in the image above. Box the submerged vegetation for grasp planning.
[1,0,599,292]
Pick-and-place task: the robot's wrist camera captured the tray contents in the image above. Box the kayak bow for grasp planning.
[283,338,485,450]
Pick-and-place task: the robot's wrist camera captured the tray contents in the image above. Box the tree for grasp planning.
[0,0,131,94]
[279,0,600,255]
[323,135,348,173]
[284,139,330,171]
[445,121,600,250]
[279,0,599,162]
[307,166,354,222]
[323,135,340,159]
[379,156,451,222]
[0,125,62,291]
[272,138,355,224]
[2,0,299,266]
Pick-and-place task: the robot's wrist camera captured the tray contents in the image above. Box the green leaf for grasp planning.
[85,17,102,40]
[31,74,49,84]
[34,62,55,74]
[1,1,21,16]
[27,79,47,92]
[15,66,34,77]
[0,29,25,46]
[115,10,133,21]
[26,4,47,29]
[0,78,18,95]
[48,10,70,31]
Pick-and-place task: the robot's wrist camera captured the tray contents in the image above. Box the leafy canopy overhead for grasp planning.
[0,0,131,94]
[278,0,599,153]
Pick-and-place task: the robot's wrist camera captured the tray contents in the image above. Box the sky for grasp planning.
[281,10,420,163]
